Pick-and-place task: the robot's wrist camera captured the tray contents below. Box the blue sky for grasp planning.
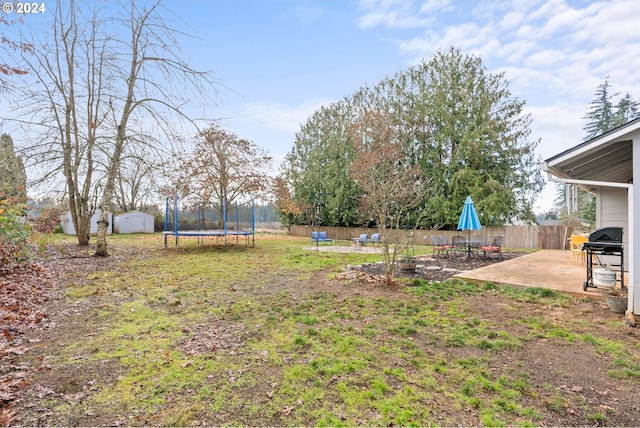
[174,0,640,213]
[4,0,640,213]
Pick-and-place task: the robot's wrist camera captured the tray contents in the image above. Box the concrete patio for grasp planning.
[454,249,612,301]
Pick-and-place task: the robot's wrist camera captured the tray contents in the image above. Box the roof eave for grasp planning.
[544,117,640,167]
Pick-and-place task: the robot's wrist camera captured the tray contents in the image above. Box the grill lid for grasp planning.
[588,227,623,243]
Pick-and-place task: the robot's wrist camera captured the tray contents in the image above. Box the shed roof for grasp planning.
[114,210,153,218]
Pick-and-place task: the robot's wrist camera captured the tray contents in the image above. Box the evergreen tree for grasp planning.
[582,78,617,141]
[282,100,362,227]
[0,134,29,274]
[614,93,639,125]
[280,47,544,228]
[575,79,638,226]
[583,79,640,141]
[0,134,27,200]
[552,182,567,216]
[419,48,542,227]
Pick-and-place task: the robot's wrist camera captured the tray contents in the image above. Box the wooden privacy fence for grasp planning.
[289,224,575,250]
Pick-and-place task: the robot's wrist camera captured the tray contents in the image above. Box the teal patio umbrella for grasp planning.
[457,196,482,254]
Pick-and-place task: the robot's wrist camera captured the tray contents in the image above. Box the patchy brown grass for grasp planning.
[3,234,640,426]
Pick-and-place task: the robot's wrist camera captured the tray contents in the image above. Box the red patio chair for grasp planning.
[430,235,450,257]
[480,235,505,260]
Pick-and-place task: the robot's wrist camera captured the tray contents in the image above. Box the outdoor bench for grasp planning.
[311,231,333,244]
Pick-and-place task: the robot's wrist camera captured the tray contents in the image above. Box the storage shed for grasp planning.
[60,209,112,235]
[113,210,155,234]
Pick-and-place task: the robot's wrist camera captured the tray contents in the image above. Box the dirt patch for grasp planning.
[178,320,248,355]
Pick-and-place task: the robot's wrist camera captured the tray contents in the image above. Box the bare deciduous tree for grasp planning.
[14,3,107,245]
[169,124,273,227]
[93,1,218,256]
[12,0,218,253]
[272,175,309,227]
[349,110,434,285]
[114,147,156,212]
[0,10,32,90]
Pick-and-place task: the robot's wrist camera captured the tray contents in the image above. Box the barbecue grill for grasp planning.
[582,227,624,291]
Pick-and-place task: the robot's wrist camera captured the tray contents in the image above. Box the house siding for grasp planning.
[596,187,628,271]
[542,120,640,316]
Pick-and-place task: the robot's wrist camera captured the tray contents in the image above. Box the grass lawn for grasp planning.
[13,232,640,426]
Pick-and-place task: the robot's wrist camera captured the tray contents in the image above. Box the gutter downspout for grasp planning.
[547,174,634,321]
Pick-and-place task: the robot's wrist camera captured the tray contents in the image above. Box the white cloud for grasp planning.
[211,99,335,165]
[569,0,638,45]
[418,0,454,15]
[535,182,558,213]
[356,0,442,29]
[525,103,586,158]
[399,22,494,57]
[496,39,538,63]
[527,0,568,23]
[523,49,567,69]
[373,0,640,117]
[500,11,524,30]
[242,99,333,133]
[527,102,586,213]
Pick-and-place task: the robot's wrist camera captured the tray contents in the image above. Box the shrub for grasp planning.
[0,191,31,274]
[31,205,65,233]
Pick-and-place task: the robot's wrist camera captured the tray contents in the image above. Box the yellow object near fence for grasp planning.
[570,235,588,264]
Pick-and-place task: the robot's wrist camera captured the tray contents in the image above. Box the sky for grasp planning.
[4,0,640,213]
[175,0,640,214]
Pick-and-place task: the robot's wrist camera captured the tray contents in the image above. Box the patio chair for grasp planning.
[358,233,369,245]
[311,231,333,244]
[451,235,467,256]
[479,235,505,260]
[439,235,455,254]
[570,234,588,264]
[430,235,450,257]
[367,233,382,246]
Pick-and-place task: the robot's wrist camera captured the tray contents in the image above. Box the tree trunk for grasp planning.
[94,143,123,256]
[94,208,109,256]
[94,129,126,257]
[77,210,91,246]
[65,176,91,246]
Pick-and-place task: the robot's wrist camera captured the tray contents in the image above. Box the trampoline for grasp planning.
[163,196,255,248]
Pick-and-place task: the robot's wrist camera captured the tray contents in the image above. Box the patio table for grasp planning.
[461,240,485,258]
[332,238,352,246]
